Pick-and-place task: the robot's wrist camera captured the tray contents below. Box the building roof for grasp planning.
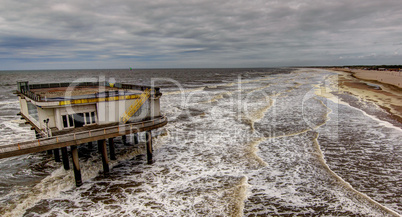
[30,86,140,99]
[16,81,161,106]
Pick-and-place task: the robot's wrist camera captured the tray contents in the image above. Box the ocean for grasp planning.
[0,68,400,216]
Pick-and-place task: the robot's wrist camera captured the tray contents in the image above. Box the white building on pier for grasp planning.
[15,81,162,137]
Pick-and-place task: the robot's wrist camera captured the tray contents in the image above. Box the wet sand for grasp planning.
[327,68,402,124]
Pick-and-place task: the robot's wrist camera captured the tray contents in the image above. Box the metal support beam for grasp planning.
[98,140,110,176]
[54,148,61,162]
[108,138,116,160]
[146,131,153,164]
[71,145,82,187]
[61,147,70,170]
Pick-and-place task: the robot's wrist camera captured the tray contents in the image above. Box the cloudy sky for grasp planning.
[0,0,401,70]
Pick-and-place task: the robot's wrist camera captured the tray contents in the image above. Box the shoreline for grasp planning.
[325,68,402,125]
[312,68,402,215]
[329,68,402,90]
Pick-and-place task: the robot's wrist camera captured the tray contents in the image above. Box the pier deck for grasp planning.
[0,116,167,159]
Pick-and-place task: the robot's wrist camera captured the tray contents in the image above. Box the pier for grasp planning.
[0,116,167,187]
[0,81,168,186]
[0,116,166,159]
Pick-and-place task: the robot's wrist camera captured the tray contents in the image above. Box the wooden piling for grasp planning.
[146,131,153,164]
[88,141,93,150]
[54,148,61,162]
[71,145,82,187]
[108,138,116,160]
[122,135,128,146]
[1,115,168,187]
[133,133,139,145]
[61,147,70,170]
[98,140,110,176]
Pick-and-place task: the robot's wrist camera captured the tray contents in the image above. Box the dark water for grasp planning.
[0,68,400,216]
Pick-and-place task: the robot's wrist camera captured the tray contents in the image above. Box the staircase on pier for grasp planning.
[119,88,151,124]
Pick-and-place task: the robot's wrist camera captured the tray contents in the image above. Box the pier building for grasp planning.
[0,81,167,186]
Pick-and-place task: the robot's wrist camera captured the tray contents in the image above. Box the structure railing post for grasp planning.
[108,138,116,160]
[71,145,82,187]
[98,140,110,176]
[61,147,70,170]
[146,131,153,164]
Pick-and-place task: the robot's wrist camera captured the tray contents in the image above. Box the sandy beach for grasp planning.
[341,68,402,88]
[328,68,402,124]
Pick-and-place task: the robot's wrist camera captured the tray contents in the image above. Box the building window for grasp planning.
[68,114,74,128]
[62,112,96,129]
[74,113,85,128]
[62,114,75,128]
[85,113,91,125]
[27,101,39,122]
[83,112,96,125]
[62,115,68,128]
[91,112,96,124]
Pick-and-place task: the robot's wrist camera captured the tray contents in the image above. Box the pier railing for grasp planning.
[16,81,161,102]
[19,88,42,101]
[0,116,167,159]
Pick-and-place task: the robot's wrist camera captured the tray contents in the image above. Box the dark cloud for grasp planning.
[0,36,70,49]
[0,0,401,70]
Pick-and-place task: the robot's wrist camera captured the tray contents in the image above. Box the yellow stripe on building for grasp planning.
[59,94,141,106]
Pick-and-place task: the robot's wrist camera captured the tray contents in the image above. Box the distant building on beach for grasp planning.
[15,81,162,137]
